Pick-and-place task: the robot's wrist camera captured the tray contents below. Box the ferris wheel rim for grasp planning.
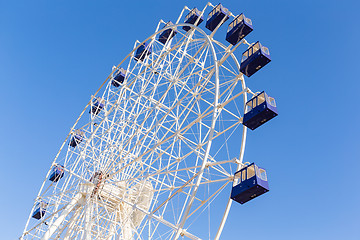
[22,18,250,240]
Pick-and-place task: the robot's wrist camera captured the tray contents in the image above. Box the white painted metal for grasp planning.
[21,3,256,239]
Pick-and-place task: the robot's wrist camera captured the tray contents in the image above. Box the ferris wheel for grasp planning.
[21,3,278,240]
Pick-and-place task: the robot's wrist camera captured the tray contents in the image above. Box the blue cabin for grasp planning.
[158,21,178,44]
[134,42,152,62]
[49,164,64,182]
[243,91,278,130]
[206,4,230,32]
[183,8,204,32]
[226,14,253,45]
[69,130,84,148]
[231,163,269,204]
[112,67,126,87]
[32,201,48,220]
[240,41,271,77]
[90,97,105,115]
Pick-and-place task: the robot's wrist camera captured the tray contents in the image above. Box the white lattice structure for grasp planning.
[21,2,263,240]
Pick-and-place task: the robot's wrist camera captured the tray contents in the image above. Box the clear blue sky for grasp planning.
[1,0,359,239]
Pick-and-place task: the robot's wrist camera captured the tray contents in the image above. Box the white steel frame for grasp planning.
[21,2,260,240]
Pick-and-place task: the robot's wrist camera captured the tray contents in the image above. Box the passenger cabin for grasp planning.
[32,201,48,220]
[240,41,271,77]
[49,164,64,182]
[231,163,269,204]
[226,13,253,45]
[183,8,204,32]
[112,67,126,87]
[158,21,177,44]
[206,3,230,32]
[243,91,278,130]
[134,42,152,62]
[69,130,84,148]
[90,97,105,115]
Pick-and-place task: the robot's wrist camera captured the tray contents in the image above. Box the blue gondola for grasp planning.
[90,97,105,115]
[226,13,253,45]
[231,163,269,204]
[32,201,48,220]
[49,164,64,182]
[134,42,152,62]
[205,3,230,31]
[158,21,178,44]
[240,41,271,77]
[69,130,84,148]
[243,91,278,130]
[206,3,230,32]
[183,8,204,32]
[112,67,126,87]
